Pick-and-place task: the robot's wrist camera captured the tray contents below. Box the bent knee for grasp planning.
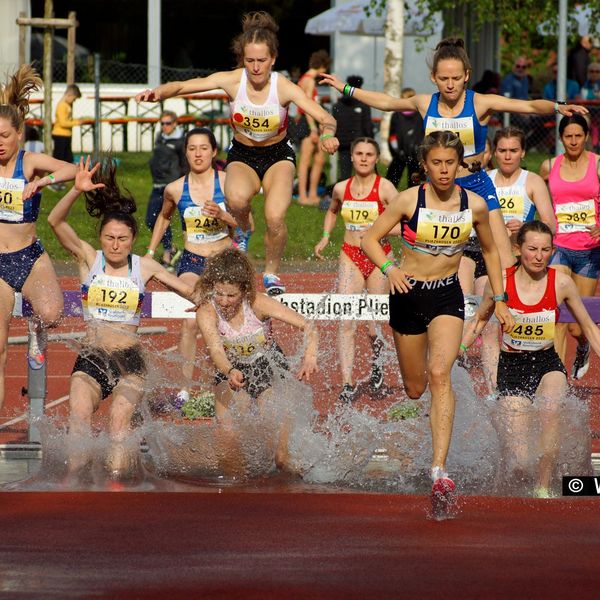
[404,380,427,399]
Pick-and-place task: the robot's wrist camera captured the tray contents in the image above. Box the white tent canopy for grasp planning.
[305,0,443,37]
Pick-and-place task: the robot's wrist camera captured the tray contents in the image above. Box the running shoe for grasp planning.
[431,476,457,520]
[571,342,591,380]
[27,320,47,370]
[369,364,384,392]
[263,273,285,296]
[233,227,252,253]
[338,383,357,404]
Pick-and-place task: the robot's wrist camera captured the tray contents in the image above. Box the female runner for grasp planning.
[321,38,587,271]
[540,114,600,380]
[462,221,600,497]
[136,11,339,296]
[147,127,237,405]
[361,131,514,516]
[0,65,77,410]
[469,126,555,392]
[296,49,331,206]
[195,247,318,470]
[314,137,398,403]
[48,158,196,476]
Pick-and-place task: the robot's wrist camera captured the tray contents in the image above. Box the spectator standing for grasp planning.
[500,57,530,100]
[568,36,592,88]
[146,110,186,268]
[580,62,600,99]
[332,75,373,181]
[386,87,423,189]
[51,83,81,188]
[473,70,501,95]
[543,61,580,101]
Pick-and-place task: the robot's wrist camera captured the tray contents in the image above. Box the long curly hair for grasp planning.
[84,157,138,236]
[195,247,257,305]
[0,65,42,130]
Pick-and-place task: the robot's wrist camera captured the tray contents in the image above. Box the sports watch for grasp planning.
[492,292,508,302]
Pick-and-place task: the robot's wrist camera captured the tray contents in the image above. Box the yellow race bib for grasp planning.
[424,116,476,156]
[503,310,555,351]
[341,200,379,231]
[86,275,141,322]
[224,330,267,360]
[183,206,227,243]
[231,104,281,140]
[0,177,25,222]
[415,208,472,252]
[556,199,596,233]
[499,195,524,221]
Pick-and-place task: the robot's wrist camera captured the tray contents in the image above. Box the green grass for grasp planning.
[37,151,551,263]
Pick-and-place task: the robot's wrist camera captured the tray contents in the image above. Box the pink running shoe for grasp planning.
[431,477,457,520]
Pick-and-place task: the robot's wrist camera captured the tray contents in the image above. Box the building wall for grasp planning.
[0,0,31,74]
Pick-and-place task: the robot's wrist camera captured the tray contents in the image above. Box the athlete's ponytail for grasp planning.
[0,65,42,130]
[431,38,472,75]
[84,157,138,236]
[232,11,279,66]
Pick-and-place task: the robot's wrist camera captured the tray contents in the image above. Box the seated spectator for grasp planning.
[580,63,600,99]
[473,70,500,95]
[500,57,530,99]
[24,125,44,153]
[543,61,580,101]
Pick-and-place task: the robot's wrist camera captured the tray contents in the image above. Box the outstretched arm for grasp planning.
[135,70,235,102]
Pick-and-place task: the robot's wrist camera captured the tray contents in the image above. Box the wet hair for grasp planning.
[232,12,279,66]
[196,247,257,305]
[493,126,526,151]
[84,157,138,237]
[558,113,589,137]
[431,38,472,75]
[516,220,553,247]
[350,136,380,155]
[0,65,42,131]
[309,50,330,70]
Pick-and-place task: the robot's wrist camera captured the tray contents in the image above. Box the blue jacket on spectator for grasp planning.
[542,79,580,101]
[500,73,529,100]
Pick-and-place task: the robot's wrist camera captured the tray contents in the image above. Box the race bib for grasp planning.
[556,199,596,233]
[0,177,25,222]
[415,208,472,252]
[231,103,281,141]
[224,330,267,360]
[503,310,555,351]
[341,200,379,231]
[425,116,476,156]
[86,274,141,322]
[498,195,524,222]
[183,206,227,243]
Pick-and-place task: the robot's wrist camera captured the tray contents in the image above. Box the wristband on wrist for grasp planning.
[460,343,468,352]
[492,292,508,302]
[380,260,393,274]
[320,133,334,141]
[343,84,350,96]
[227,366,236,375]
[322,231,330,238]
[48,174,56,183]
[348,86,356,97]
[146,248,155,256]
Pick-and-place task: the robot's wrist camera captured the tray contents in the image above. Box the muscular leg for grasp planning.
[224,161,261,233]
[297,136,316,204]
[0,281,15,411]
[262,161,295,276]
[474,275,500,393]
[308,149,326,203]
[426,315,464,471]
[336,253,365,386]
[177,272,202,386]
[536,370,568,491]
[22,253,63,328]
[392,330,429,400]
[457,255,476,294]
[568,273,598,343]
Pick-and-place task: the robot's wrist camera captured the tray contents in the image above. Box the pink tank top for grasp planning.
[549,153,600,250]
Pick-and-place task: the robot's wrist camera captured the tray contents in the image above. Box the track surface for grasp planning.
[1,273,599,598]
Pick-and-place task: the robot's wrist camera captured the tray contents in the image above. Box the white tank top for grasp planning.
[82,251,145,326]
[229,70,289,142]
[490,168,536,225]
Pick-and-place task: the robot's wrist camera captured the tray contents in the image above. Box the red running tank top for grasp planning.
[340,175,385,231]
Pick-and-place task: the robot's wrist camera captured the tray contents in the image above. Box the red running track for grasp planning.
[1,273,600,598]
[1,491,599,598]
